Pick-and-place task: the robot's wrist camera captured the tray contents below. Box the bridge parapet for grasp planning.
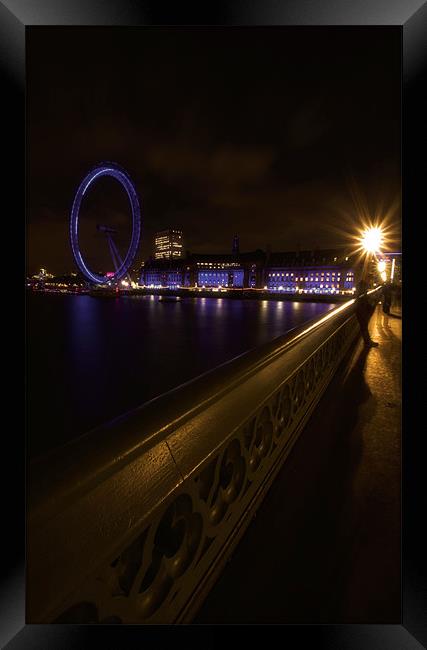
[27,290,380,623]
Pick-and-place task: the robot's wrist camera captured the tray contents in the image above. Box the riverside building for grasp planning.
[140,248,357,294]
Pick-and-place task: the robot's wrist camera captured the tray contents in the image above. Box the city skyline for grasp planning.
[27,26,401,275]
[29,232,402,280]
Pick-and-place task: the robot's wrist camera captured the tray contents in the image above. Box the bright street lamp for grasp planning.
[360,226,383,255]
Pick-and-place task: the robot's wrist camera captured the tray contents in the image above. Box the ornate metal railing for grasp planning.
[27,291,379,624]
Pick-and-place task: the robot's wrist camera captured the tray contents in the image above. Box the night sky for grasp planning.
[27,26,401,275]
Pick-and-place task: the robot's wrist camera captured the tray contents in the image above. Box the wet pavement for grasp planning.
[195,305,401,624]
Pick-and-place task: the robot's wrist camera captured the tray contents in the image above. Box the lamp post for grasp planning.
[377,259,387,283]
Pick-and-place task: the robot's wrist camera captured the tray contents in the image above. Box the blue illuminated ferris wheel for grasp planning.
[70,162,141,284]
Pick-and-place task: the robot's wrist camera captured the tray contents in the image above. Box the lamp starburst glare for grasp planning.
[360,226,383,255]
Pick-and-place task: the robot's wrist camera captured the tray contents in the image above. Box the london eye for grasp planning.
[70,163,141,285]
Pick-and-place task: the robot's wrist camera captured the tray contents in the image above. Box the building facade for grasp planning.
[154,229,184,260]
[265,250,355,295]
[139,248,358,293]
[140,250,266,289]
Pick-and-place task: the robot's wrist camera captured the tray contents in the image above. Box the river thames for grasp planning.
[27,293,334,459]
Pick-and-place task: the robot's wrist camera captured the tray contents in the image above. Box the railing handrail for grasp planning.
[28,290,380,518]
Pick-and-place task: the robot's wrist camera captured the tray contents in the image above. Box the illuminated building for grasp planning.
[32,268,54,281]
[144,262,182,289]
[265,250,356,295]
[140,248,360,294]
[154,230,184,260]
[140,251,265,289]
[189,252,265,289]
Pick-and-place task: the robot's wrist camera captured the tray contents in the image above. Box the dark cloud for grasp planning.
[286,100,331,148]
[26,26,401,274]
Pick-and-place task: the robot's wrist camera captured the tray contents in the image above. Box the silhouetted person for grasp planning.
[382,281,393,313]
[381,281,393,326]
[355,279,379,347]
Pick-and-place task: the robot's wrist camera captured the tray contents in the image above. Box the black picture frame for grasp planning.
[3,0,425,647]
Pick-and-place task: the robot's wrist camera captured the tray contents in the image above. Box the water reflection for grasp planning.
[68,296,104,378]
[28,293,334,458]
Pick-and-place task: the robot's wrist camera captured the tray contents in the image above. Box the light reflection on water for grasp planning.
[27,294,334,458]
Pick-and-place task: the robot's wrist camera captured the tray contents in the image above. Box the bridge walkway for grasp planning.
[194,304,402,624]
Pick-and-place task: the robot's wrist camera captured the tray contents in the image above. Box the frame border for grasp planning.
[4,0,425,647]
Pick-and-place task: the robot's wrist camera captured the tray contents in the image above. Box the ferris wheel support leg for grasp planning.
[109,237,132,284]
[107,236,121,273]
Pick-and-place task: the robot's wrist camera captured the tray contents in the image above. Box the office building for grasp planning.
[154,229,184,260]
